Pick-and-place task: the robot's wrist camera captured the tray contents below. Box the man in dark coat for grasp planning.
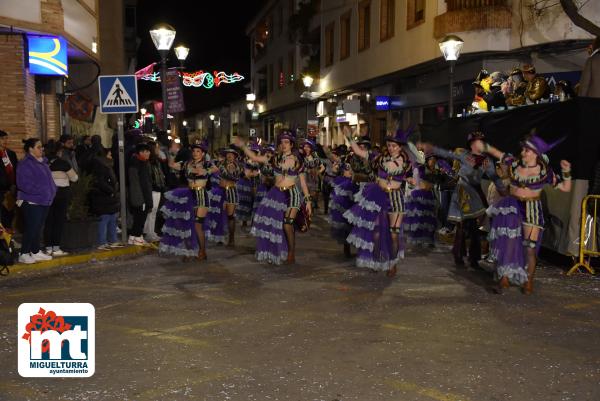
[580,37,600,98]
[127,143,153,245]
[0,130,18,230]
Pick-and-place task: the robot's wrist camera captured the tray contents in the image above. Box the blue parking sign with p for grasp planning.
[99,75,138,114]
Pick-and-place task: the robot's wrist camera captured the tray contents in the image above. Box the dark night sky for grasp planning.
[135,0,268,115]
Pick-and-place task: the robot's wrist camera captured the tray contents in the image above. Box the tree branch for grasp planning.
[560,0,600,37]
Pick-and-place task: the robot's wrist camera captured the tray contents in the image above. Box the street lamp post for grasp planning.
[439,35,464,118]
[302,75,314,139]
[149,24,176,131]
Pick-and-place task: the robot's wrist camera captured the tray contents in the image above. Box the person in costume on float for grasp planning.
[162,142,215,260]
[300,139,325,212]
[419,132,497,269]
[343,128,416,277]
[480,132,571,294]
[236,132,313,265]
[236,144,261,230]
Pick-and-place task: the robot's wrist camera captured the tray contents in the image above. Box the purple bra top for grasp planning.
[375,155,411,183]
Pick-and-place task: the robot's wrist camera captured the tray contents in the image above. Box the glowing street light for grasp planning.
[439,35,464,118]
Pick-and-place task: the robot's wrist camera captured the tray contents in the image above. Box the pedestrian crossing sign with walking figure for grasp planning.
[98,75,138,114]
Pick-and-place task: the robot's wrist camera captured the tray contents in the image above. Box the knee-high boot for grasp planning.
[387,230,399,277]
[523,247,537,294]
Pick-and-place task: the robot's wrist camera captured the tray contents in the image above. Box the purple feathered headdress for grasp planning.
[277,130,296,144]
[385,125,414,144]
[301,139,316,149]
[191,139,209,152]
[522,130,566,156]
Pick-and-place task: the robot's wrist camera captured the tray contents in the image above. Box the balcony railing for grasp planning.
[446,0,508,11]
[434,0,511,38]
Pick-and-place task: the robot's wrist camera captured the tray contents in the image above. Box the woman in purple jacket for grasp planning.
[17,138,57,264]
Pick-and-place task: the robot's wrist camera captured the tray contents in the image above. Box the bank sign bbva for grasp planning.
[27,35,68,76]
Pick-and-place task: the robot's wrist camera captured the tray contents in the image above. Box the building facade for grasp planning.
[0,0,137,151]
[247,0,599,146]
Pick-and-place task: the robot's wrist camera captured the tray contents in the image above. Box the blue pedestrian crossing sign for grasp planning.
[98,75,138,114]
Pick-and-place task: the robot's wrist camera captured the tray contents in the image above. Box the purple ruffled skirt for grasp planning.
[206,186,228,243]
[403,189,437,245]
[329,176,358,244]
[343,183,405,271]
[250,187,291,265]
[159,187,199,257]
[487,196,543,285]
[236,177,254,223]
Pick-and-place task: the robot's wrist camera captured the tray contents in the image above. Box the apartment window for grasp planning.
[380,0,395,41]
[358,0,371,52]
[324,22,335,67]
[288,50,295,83]
[407,0,425,30]
[340,10,351,60]
[278,58,284,88]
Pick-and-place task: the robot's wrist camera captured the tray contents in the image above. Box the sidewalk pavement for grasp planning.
[4,244,154,277]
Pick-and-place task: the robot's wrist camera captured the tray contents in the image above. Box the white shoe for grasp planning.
[45,247,53,255]
[52,249,69,257]
[145,234,161,243]
[109,242,125,248]
[128,236,136,245]
[97,244,111,251]
[18,253,36,264]
[132,237,148,246]
[31,251,52,261]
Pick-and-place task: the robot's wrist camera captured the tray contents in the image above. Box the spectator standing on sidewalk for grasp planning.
[60,134,79,174]
[0,130,18,230]
[143,141,166,242]
[43,140,78,256]
[89,147,121,250]
[17,138,56,264]
[127,142,153,245]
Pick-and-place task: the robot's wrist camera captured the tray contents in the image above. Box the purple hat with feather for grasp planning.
[277,130,296,143]
[521,130,566,156]
[301,139,316,149]
[385,126,414,144]
[191,139,209,152]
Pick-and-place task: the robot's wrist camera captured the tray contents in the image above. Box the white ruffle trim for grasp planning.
[161,207,191,220]
[256,250,287,265]
[253,215,283,230]
[353,191,382,212]
[333,186,354,197]
[164,192,189,204]
[343,212,376,230]
[346,233,374,251]
[488,226,522,240]
[206,233,226,243]
[162,225,192,239]
[496,264,528,286]
[260,197,288,212]
[159,243,197,257]
[330,220,350,229]
[250,227,284,244]
[329,203,348,213]
[403,209,436,218]
[487,205,518,217]
[355,252,404,271]
[406,197,436,206]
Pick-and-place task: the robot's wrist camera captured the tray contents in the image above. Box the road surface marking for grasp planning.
[386,379,472,401]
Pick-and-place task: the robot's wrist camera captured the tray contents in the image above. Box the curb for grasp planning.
[6,245,154,276]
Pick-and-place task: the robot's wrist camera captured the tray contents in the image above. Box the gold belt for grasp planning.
[220,185,235,190]
[278,185,295,192]
[512,194,541,201]
[189,184,205,190]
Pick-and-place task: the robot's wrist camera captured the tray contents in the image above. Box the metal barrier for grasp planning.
[568,195,599,275]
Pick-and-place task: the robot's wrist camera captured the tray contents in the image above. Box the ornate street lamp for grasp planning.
[439,35,464,118]
[174,44,189,67]
[149,23,176,130]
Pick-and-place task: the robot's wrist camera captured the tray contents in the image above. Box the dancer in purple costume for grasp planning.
[343,128,415,277]
[210,148,242,247]
[480,132,571,294]
[236,132,313,265]
[161,143,213,259]
[236,144,261,229]
[403,160,438,247]
[253,144,276,219]
[300,139,325,211]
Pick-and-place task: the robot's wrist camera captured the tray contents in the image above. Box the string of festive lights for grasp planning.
[137,68,245,89]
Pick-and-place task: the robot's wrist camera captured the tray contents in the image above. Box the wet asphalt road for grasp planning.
[1,214,600,401]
